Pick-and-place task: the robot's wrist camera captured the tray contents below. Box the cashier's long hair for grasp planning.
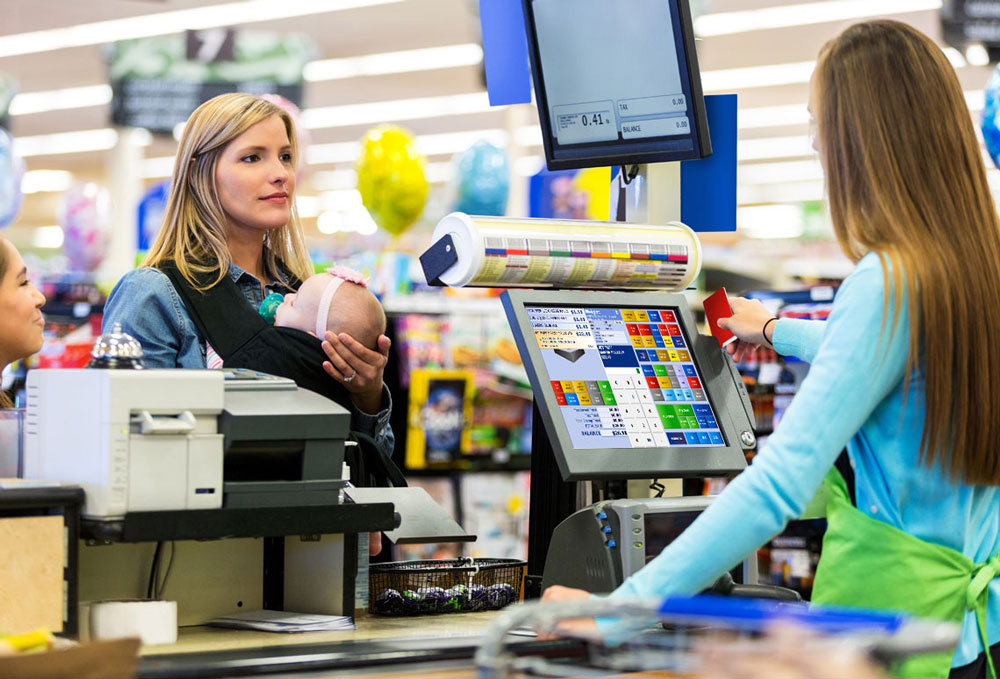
[816,20,1000,485]
[143,93,312,291]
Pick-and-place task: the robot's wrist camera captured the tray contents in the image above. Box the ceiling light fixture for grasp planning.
[9,84,112,116]
[703,61,817,92]
[695,0,942,37]
[306,128,527,165]
[944,47,968,68]
[14,128,121,157]
[304,43,483,82]
[0,0,402,58]
[303,92,493,129]
[966,43,991,67]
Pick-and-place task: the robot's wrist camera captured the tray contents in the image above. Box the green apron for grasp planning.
[811,467,1000,679]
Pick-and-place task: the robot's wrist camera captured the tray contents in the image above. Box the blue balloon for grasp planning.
[454,141,510,216]
[983,65,1000,169]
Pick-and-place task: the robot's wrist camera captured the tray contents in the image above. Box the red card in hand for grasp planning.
[704,288,737,348]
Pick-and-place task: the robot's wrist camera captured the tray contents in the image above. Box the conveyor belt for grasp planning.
[137,633,583,678]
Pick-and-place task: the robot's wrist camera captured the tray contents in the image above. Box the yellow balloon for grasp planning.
[571,167,612,221]
[356,125,428,236]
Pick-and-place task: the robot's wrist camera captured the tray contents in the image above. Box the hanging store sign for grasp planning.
[106,30,312,134]
[942,0,1000,59]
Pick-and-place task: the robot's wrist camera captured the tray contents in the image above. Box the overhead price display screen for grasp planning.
[528,305,725,450]
[524,0,709,169]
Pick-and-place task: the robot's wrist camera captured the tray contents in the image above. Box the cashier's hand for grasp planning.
[717,297,777,363]
[322,332,391,414]
[537,586,599,641]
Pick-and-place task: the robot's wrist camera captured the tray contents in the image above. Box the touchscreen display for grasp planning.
[528,305,725,449]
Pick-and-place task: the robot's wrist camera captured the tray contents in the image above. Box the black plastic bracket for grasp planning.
[419,233,459,286]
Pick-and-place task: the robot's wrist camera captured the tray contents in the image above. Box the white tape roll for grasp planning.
[81,599,178,645]
[429,212,702,290]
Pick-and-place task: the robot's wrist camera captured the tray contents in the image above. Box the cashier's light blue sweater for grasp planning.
[606,252,1000,667]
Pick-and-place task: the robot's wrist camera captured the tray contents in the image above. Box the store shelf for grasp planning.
[382,293,504,316]
[81,501,398,543]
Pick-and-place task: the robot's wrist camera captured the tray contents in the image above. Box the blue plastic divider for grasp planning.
[657,595,906,634]
[479,0,532,107]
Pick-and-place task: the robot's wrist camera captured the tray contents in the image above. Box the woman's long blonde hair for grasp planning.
[816,20,1000,484]
[143,93,312,290]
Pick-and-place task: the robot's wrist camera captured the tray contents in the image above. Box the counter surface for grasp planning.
[136,611,684,679]
[141,610,504,655]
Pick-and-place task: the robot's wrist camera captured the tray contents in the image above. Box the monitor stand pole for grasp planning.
[527,403,578,587]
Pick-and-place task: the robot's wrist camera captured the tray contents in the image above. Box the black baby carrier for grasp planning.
[159,261,405,489]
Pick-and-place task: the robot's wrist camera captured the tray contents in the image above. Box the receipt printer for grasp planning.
[24,369,224,518]
[24,370,226,518]
[24,369,352,519]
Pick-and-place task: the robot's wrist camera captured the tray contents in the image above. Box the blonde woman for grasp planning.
[103,93,393,452]
[545,21,1000,678]
[0,236,46,408]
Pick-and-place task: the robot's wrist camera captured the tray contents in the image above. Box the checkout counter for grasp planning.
[26,291,760,678]
[22,366,467,632]
[17,281,765,677]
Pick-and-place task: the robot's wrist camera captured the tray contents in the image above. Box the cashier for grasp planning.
[101,93,393,455]
[544,20,1000,678]
[0,237,45,408]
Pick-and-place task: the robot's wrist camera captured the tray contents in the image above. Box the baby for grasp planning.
[273,266,386,350]
[204,267,385,369]
[270,266,387,558]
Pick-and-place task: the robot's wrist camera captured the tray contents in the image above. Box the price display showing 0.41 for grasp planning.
[552,100,618,145]
[581,112,611,127]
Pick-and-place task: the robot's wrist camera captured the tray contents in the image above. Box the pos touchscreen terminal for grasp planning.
[502,289,756,481]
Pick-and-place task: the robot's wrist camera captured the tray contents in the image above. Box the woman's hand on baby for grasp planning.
[717,297,776,363]
[321,332,391,414]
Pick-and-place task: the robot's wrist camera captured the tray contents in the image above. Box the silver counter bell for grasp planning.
[87,322,145,369]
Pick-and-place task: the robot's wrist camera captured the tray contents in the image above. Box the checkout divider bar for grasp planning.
[80,502,399,543]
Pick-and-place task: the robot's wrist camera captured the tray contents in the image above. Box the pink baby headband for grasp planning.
[315,266,369,338]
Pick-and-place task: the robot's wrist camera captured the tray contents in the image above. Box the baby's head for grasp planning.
[274,267,386,350]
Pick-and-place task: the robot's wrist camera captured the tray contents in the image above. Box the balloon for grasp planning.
[528,166,612,220]
[571,167,612,221]
[60,182,111,272]
[453,141,509,216]
[356,125,428,236]
[0,128,24,228]
[259,93,310,179]
[984,65,1000,170]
